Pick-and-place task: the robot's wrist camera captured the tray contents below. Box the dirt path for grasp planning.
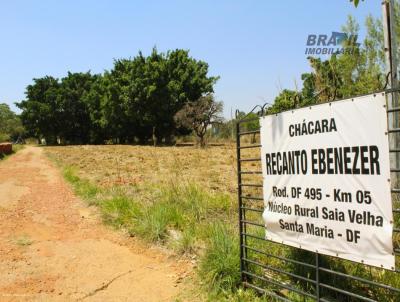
[0,146,190,302]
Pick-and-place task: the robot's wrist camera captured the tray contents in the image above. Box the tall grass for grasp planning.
[133,201,183,241]
[101,196,141,228]
[199,223,241,294]
[61,165,249,299]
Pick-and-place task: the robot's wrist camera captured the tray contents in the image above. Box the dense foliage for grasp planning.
[0,103,24,143]
[17,48,218,145]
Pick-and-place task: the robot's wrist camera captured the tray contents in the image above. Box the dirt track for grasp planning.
[0,146,190,301]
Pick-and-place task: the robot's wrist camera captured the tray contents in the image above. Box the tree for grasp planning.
[58,72,98,144]
[268,89,301,113]
[103,48,219,144]
[82,74,109,144]
[174,94,223,147]
[17,73,100,144]
[17,76,61,144]
[0,104,24,142]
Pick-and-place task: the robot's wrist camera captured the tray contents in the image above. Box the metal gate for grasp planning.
[236,89,400,301]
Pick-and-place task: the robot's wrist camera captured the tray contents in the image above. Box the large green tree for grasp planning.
[17,73,100,144]
[17,76,61,144]
[58,72,98,144]
[103,48,219,143]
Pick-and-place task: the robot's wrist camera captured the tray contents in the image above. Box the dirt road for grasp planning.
[0,146,190,301]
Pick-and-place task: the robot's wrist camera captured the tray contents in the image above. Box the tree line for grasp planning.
[16,48,220,145]
[12,11,396,145]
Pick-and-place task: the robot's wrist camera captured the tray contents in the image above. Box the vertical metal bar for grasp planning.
[236,122,246,282]
[383,0,400,185]
[383,0,398,89]
[316,253,320,301]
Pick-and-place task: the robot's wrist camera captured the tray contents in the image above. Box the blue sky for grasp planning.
[0,1,381,117]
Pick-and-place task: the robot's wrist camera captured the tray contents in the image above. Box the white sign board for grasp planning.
[260,93,394,270]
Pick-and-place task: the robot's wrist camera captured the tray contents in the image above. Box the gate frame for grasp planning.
[236,88,400,301]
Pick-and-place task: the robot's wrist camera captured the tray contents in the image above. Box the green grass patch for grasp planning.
[133,201,183,241]
[199,223,241,295]
[63,166,100,204]
[101,196,141,228]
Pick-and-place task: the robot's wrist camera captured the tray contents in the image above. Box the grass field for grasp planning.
[44,143,400,301]
[45,144,267,301]
[45,145,238,194]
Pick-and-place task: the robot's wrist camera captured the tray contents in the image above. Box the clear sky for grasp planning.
[0,0,382,117]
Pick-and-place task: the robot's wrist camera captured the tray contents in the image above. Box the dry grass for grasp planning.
[45,145,241,194]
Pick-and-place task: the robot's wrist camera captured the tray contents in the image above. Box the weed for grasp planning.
[169,226,197,255]
[133,201,183,242]
[15,235,33,246]
[63,166,100,204]
[101,196,141,228]
[207,287,268,302]
[199,222,241,295]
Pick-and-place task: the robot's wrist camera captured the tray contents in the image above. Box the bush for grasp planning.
[0,133,10,143]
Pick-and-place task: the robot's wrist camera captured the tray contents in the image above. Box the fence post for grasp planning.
[236,122,246,282]
[316,253,320,301]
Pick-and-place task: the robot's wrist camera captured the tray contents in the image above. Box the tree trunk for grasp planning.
[152,126,157,147]
[199,135,206,148]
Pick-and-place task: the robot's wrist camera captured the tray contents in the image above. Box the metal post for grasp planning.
[231,107,234,140]
[315,253,320,301]
[383,0,399,181]
[383,0,398,89]
[236,122,246,282]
